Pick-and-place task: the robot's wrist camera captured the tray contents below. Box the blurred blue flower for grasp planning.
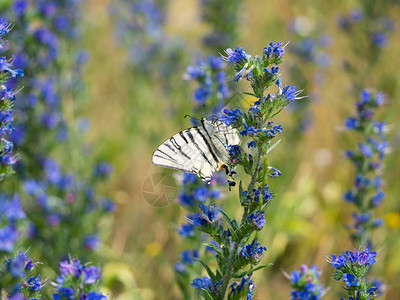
[264,42,285,59]
[343,273,358,286]
[240,239,267,262]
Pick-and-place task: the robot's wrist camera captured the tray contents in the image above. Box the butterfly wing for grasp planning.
[152,128,219,182]
[152,120,240,182]
[203,120,241,164]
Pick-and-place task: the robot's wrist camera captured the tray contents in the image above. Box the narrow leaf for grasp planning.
[201,289,216,300]
[266,139,281,154]
[242,92,257,97]
[232,263,273,278]
[204,243,223,258]
[197,258,216,282]
[218,209,239,241]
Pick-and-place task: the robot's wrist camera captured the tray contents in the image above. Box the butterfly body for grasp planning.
[152,119,240,182]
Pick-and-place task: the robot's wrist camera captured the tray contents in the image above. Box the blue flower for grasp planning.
[371,190,385,207]
[282,85,298,101]
[247,141,256,149]
[358,248,376,266]
[194,86,211,103]
[0,225,18,252]
[264,42,285,58]
[174,262,186,273]
[328,254,346,268]
[220,108,242,126]
[370,279,384,296]
[177,223,195,238]
[240,121,261,137]
[360,89,371,103]
[182,173,197,184]
[179,192,195,206]
[83,266,101,284]
[84,236,100,251]
[56,287,75,299]
[291,270,301,284]
[181,249,199,265]
[345,117,359,130]
[222,46,249,64]
[194,186,209,202]
[371,32,388,48]
[358,143,373,157]
[267,167,281,178]
[27,275,43,291]
[0,57,24,78]
[344,250,358,263]
[264,66,280,75]
[240,239,267,262]
[263,184,273,204]
[248,211,266,230]
[229,276,254,298]
[343,273,358,286]
[187,204,220,227]
[59,259,83,278]
[191,276,212,291]
[94,162,113,178]
[6,251,28,278]
[343,190,356,203]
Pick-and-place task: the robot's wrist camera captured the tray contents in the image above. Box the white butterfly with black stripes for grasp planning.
[152,118,240,183]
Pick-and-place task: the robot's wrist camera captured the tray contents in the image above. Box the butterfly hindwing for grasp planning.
[152,119,240,182]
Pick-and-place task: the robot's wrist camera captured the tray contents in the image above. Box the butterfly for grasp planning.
[152,118,240,183]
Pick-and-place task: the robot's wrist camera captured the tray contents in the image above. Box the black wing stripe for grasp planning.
[185,130,213,166]
[195,127,219,164]
[201,120,225,158]
[169,137,192,160]
[154,149,177,163]
[164,142,177,153]
[179,131,188,143]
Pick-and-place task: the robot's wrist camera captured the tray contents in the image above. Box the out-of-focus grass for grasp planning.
[80,0,400,299]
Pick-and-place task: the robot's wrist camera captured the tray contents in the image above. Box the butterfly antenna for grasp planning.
[184,114,201,122]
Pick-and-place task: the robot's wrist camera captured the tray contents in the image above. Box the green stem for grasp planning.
[219,98,266,297]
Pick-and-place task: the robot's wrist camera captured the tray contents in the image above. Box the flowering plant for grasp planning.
[187,43,303,299]
[328,248,383,300]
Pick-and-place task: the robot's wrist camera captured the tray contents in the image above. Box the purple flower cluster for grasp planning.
[174,172,224,292]
[0,19,23,178]
[328,248,382,299]
[185,55,229,110]
[342,89,387,246]
[239,239,267,264]
[187,204,221,230]
[228,275,255,300]
[0,194,25,252]
[111,0,183,81]
[0,1,115,272]
[338,8,394,48]
[289,264,323,300]
[52,258,107,300]
[0,251,44,299]
[288,17,331,67]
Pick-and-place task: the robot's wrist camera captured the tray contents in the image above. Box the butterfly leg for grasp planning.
[228,180,236,191]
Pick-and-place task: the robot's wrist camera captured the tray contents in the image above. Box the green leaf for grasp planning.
[266,139,281,154]
[204,243,223,258]
[197,258,216,282]
[201,289,216,300]
[232,263,273,278]
[242,92,257,97]
[217,209,239,241]
[215,269,223,281]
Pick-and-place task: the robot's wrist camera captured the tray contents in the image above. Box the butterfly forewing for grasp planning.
[152,120,240,182]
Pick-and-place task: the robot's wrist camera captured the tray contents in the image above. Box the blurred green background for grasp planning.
[74,0,400,299]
